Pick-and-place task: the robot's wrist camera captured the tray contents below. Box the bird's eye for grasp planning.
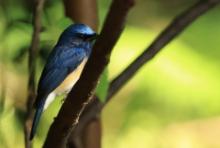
[76,33,85,38]
[76,33,98,41]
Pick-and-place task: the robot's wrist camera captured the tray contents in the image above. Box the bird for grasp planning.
[29,23,98,140]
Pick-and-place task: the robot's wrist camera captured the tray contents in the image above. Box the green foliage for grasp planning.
[0,106,24,148]
[1,0,220,148]
[96,68,109,102]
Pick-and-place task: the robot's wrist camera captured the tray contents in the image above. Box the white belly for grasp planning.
[44,59,87,110]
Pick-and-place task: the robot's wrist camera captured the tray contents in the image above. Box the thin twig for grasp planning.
[24,0,45,148]
[43,0,135,147]
[74,0,220,137]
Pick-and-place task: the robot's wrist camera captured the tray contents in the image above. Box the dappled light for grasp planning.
[1,0,220,147]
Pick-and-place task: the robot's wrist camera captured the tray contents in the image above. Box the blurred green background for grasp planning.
[1,0,220,147]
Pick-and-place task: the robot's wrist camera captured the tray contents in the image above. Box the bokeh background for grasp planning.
[1,0,220,147]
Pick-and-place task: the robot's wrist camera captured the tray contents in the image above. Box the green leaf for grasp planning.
[56,17,72,29]
[96,68,109,102]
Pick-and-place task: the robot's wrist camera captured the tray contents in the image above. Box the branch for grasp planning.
[43,0,135,147]
[74,0,220,136]
[24,0,45,148]
[108,0,220,99]
[63,0,98,31]
[62,0,101,148]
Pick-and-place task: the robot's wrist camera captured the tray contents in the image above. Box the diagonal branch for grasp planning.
[24,0,45,148]
[43,0,135,147]
[74,0,220,137]
[108,0,220,100]
[62,1,101,148]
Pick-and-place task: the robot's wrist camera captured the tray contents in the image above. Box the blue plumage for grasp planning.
[30,24,97,140]
[30,100,44,140]
[36,46,87,99]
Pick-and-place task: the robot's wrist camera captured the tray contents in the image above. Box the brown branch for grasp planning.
[62,0,100,148]
[74,0,220,138]
[63,0,98,31]
[67,119,102,148]
[107,0,220,100]
[82,118,102,148]
[43,0,135,147]
[24,0,45,148]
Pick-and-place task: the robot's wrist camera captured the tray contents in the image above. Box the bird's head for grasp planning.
[58,23,98,45]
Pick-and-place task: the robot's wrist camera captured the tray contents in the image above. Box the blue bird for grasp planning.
[29,23,98,140]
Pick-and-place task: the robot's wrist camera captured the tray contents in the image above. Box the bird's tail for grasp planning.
[29,96,46,140]
[29,106,43,140]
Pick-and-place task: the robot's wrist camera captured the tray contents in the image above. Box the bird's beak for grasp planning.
[86,33,99,41]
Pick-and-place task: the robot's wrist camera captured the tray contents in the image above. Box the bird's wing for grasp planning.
[34,45,87,107]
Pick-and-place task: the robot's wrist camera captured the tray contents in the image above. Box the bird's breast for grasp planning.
[54,58,88,94]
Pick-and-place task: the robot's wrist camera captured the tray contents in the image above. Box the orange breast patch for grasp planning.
[54,59,87,94]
